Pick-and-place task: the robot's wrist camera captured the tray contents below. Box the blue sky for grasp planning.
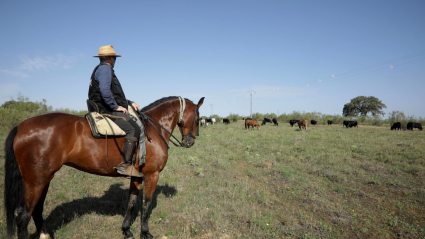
[1,0,424,118]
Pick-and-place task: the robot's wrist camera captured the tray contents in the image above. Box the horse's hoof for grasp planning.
[123,230,134,239]
[140,231,153,239]
[40,233,52,239]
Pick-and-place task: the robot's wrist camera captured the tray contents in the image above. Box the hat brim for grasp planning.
[93,54,122,57]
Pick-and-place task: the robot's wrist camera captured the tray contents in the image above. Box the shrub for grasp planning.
[0,95,86,132]
[227,113,242,122]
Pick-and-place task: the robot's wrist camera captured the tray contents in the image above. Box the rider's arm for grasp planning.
[95,65,118,111]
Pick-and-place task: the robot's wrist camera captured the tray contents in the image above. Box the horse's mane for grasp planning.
[141,96,192,113]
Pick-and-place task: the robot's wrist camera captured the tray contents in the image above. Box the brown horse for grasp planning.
[4,96,204,239]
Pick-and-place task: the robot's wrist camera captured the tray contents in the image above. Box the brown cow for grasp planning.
[245,119,260,130]
[298,119,309,131]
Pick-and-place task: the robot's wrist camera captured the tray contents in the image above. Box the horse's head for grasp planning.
[177,97,204,148]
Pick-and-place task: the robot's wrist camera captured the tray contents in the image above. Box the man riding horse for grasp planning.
[88,45,144,177]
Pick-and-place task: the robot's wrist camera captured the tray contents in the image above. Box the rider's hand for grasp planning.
[132,102,140,111]
[116,106,128,114]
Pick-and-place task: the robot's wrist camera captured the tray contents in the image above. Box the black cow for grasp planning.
[223,118,230,124]
[289,120,300,127]
[311,120,317,125]
[261,117,272,125]
[205,118,213,124]
[272,118,278,126]
[391,122,401,130]
[407,122,423,131]
[343,120,358,128]
[327,120,333,125]
[348,121,358,128]
[342,120,351,127]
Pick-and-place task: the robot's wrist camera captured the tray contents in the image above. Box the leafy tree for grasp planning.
[1,100,41,112]
[210,114,222,123]
[251,113,264,121]
[291,111,303,120]
[342,96,386,117]
[227,113,241,122]
[0,94,59,131]
[387,110,405,120]
[387,110,406,124]
[264,113,277,119]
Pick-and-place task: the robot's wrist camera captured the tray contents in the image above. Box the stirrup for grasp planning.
[116,165,144,178]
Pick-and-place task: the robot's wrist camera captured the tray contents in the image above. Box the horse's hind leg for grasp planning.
[122,179,142,239]
[15,204,31,239]
[33,182,51,239]
[17,183,51,239]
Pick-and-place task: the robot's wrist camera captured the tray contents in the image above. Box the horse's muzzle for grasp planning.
[182,135,195,148]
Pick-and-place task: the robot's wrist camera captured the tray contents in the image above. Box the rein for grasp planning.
[139,113,182,149]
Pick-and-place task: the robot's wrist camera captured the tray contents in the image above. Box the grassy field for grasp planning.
[1,120,424,238]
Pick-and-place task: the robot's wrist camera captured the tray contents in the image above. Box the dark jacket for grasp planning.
[88,63,129,114]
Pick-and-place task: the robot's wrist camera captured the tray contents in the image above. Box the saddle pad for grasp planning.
[86,112,126,138]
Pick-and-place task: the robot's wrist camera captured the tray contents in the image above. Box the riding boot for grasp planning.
[114,137,144,178]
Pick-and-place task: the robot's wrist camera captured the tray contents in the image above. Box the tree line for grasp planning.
[1,95,423,132]
[0,94,86,131]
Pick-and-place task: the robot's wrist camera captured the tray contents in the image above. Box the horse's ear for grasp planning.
[197,97,205,108]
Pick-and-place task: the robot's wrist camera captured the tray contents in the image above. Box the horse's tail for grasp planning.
[4,125,24,237]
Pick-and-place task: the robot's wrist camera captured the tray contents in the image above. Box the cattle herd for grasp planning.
[389,122,422,131]
[199,117,423,132]
[200,118,216,126]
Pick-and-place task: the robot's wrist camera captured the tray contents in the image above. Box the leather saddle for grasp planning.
[85,100,126,138]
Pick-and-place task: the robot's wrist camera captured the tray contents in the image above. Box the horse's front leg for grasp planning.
[140,172,159,239]
[122,179,143,239]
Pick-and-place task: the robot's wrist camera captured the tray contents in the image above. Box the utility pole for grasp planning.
[210,104,214,117]
[246,90,256,118]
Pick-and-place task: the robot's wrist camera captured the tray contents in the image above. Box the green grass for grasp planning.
[1,121,424,238]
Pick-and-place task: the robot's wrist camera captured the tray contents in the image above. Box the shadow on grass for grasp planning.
[29,183,177,239]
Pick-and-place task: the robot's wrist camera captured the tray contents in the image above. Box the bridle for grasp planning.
[179,105,199,140]
[136,97,199,149]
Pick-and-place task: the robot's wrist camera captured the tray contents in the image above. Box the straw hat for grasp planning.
[93,45,121,57]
